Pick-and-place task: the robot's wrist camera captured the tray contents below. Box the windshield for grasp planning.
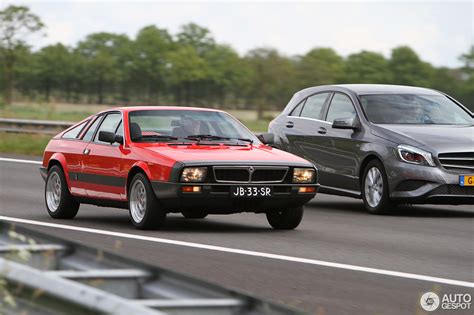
[128,110,259,143]
[360,94,473,125]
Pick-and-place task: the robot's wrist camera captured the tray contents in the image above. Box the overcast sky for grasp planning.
[6,1,474,67]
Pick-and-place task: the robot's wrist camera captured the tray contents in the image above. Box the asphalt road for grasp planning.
[1,155,473,315]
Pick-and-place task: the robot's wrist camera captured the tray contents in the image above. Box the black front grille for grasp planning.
[252,169,288,182]
[438,152,474,172]
[214,169,249,182]
[213,166,289,183]
[431,185,474,196]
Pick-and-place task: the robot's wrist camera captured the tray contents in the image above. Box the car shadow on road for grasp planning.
[308,200,474,218]
[73,212,275,233]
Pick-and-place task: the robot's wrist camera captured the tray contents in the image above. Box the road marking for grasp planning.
[0,157,42,165]
[0,215,473,288]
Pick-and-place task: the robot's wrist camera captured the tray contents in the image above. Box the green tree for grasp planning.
[129,25,173,104]
[388,46,434,86]
[166,45,208,105]
[31,44,74,101]
[245,48,297,118]
[177,23,215,55]
[0,5,44,104]
[297,48,344,88]
[344,51,392,83]
[458,46,474,109]
[75,32,131,104]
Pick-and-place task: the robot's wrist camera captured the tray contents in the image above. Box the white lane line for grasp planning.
[0,215,473,288]
[0,157,42,165]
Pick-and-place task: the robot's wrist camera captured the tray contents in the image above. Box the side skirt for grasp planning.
[318,185,361,199]
[74,196,128,209]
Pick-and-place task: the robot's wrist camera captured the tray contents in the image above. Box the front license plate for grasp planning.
[459,175,474,186]
[231,186,273,198]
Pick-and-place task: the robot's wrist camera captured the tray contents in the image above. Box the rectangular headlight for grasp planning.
[181,167,207,182]
[292,168,315,183]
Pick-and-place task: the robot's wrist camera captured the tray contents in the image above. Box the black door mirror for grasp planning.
[257,133,275,145]
[332,117,358,130]
[98,131,123,144]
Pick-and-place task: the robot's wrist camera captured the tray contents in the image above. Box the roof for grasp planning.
[100,106,225,114]
[334,84,440,95]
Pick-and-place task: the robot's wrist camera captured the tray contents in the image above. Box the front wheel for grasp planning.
[361,160,395,214]
[266,206,304,230]
[128,173,166,229]
[45,165,79,219]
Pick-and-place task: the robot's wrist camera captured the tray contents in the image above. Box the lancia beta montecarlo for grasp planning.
[40,107,318,230]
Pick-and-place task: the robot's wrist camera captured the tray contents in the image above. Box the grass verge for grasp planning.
[0,132,50,156]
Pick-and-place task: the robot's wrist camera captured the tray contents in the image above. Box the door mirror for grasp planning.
[98,131,123,144]
[257,133,274,145]
[332,117,358,130]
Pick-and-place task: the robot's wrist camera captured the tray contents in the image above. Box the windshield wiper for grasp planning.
[233,138,253,144]
[137,135,179,142]
[186,134,229,141]
[186,134,253,144]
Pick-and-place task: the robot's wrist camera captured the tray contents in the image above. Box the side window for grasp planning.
[300,93,329,120]
[326,93,357,123]
[62,120,88,139]
[289,100,305,116]
[94,113,122,144]
[82,116,102,142]
[115,121,123,138]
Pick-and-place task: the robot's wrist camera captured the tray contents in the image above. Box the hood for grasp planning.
[138,143,313,166]
[373,124,474,154]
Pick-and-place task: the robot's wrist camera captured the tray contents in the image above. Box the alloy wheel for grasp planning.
[364,167,383,208]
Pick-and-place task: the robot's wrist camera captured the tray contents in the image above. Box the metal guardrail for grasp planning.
[0,118,73,135]
[0,222,303,315]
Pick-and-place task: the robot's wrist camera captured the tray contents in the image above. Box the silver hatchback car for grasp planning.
[268,84,474,213]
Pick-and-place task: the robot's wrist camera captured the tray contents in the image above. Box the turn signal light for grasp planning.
[298,186,316,193]
[182,186,201,193]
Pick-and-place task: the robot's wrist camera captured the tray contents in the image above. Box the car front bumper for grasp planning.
[387,161,474,205]
[151,182,319,213]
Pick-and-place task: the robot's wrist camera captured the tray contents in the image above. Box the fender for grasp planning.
[47,152,72,190]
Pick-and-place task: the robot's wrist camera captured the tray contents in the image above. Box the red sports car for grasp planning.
[40,107,318,229]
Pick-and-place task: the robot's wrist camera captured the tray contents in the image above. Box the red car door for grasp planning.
[59,119,91,197]
[81,112,126,201]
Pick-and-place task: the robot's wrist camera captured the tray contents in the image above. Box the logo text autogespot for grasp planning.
[420,292,472,312]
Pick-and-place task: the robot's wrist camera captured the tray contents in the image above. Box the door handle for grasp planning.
[317,127,327,135]
[83,148,90,155]
[286,121,294,128]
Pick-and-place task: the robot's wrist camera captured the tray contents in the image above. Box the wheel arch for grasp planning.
[126,162,152,199]
[47,153,72,191]
[358,154,383,186]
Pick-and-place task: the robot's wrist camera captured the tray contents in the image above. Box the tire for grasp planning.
[128,172,166,229]
[266,206,304,230]
[361,159,395,214]
[181,211,208,219]
[45,165,80,219]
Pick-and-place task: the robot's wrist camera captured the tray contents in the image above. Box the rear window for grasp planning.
[300,93,329,120]
[62,120,89,139]
[82,116,102,142]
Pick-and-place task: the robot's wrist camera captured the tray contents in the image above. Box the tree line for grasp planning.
[1,5,473,116]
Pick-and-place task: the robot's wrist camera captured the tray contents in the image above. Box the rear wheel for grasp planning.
[129,173,166,229]
[266,206,304,230]
[361,160,395,214]
[45,165,79,219]
[181,211,208,219]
